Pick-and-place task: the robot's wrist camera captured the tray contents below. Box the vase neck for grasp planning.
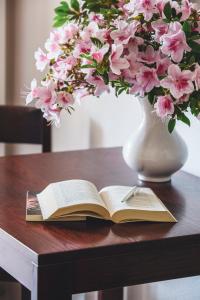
[139,97,165,126]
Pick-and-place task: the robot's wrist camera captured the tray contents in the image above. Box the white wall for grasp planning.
[0,0,5,103]
[0,0,6,156]
[176,115,200,176]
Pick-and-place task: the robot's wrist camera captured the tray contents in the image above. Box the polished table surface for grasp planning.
[0,148,200,300]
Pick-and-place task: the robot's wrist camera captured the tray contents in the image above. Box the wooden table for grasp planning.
[0,148,200,300]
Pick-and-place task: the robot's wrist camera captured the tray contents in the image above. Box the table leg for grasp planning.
[31,290,72,300]
[98,288,123,300]
[31,263,72,300]
[21,285,31,300]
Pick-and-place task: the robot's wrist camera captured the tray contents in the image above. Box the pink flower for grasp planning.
[125,0,158,21]
[161,27,191,63]
[43,105,61,127]
[170,1,181,16]
[156,0,180,17]
[109,44,129,75]
[26,79,40,104]
[59,24,79,44]
[127,37,144,55]
[176,94,189,104]
[86,74,109,96]
[73,88,89,104]
[95,29,110,44]
[161,65,194,99]
[138,45,159,65]
[34,48,49,72]
[53,56,77,80]
[45,33,63,60]
[73,40,92,58]
[35,81,57,110]
[154,95,174,118]
[155,0,168,16]
[122,54,142,83]
[180,0,193,21]
[89,13,105,26]
[81,58,95,75]
[80,22,99,41]
[91,44,109,63]
[167,21,182,35]
[156,56,171,76]
[152,20,169,42]
[49,30,62,43]
[57,92,74,108]
[130,66,160,96]
[110,20,139,45]
[193,64,200,90]
[118,0,127,8]
[108,72,120,81]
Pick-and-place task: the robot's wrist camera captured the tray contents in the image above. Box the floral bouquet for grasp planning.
[26,0,200,132]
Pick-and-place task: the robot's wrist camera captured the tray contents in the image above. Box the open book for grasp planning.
[26,179,176,223]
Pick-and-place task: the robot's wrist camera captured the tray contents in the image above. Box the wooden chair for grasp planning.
[0,105,51,152]
[0,105,51,300]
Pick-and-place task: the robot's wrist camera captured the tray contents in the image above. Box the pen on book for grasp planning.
[121,186,138,203]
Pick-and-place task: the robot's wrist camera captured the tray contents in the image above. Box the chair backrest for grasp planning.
[0,105,51,152]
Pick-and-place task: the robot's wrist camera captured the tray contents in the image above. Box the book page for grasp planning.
[26,191,86,222]
[37,180,107,220]
[99,186,167,216]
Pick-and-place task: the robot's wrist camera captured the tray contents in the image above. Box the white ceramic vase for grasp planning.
[122,97,188,182]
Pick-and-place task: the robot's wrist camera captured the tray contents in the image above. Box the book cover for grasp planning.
[26,191,43,221]
[26,191,86,222]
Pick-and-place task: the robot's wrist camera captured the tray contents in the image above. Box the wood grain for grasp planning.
[0,148,200,299]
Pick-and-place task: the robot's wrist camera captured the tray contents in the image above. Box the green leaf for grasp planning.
[177,111,191,126]
[164,2,172,20]
[85,0,102,12]
[112,79,130,97]
[189,55,195,65]
[96,67,105,75]
[83,0,119,13]
[81,64,96,68]
[182,21,191,37]
[148,92,155,105]
[53,16,68,27]
[55,8,68,16]
[168,119,176,133]
[80,53,92,59]
[61,1,70,8]
[54,1,81,27]
[70,0,80,12]
[100,7,120,16]
[102,73,109,85]
[171,7,177,18]
[147,87,164,105]
[55,2,70,14]
[189,34,200,41]
[91,37,103,49]
[188,40,200,54]
[55,7,69,15]
[54,1,72,27]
